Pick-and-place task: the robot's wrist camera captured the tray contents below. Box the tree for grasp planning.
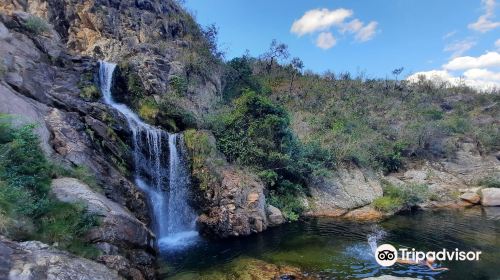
[288,57,304,93]
[263,39,289,74]
[392,67,404,80]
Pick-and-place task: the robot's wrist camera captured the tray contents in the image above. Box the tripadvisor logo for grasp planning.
[375,244,482,267]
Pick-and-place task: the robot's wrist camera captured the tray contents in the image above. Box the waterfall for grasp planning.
[99,61,198,250]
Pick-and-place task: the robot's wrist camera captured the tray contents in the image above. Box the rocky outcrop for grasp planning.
[51,178,156,279]
[1,0,222,124]
[386,140,499,203]
[0,11,154,278]
[51,178,155,250]
[0,236,122,280]
[184,130,284,238]
[481,188,500,206]
[306,166,383,217]
[196,166,269,238]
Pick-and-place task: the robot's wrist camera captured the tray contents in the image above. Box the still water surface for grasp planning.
[161,208,500,279]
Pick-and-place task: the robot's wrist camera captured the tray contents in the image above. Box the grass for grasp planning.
[24,16,50,35]
[373,181,428,212]
[479,176,500,188]
[138,98,159,122]
[79,85,100,100]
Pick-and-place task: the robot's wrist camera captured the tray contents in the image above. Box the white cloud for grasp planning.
[443,39,476,58]
[443,30,457,39]
[354,21,378,42]
[464,68,500,81]
[443,51,500,70]
[291,8,353,36]
[407,69,500,91]
[316,32,337,49]
[341,19,363,33]
[468,0,500,32]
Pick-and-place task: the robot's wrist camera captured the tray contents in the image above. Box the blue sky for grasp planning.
[184,0,500,89]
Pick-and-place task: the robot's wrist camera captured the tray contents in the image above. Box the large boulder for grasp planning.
[267,205,285,226]
[196,167,269,237]
[51,178,155,249]
[51,178,155,279]
[307,166,383,216]
[481,188,500,206]
[0,236,122,280]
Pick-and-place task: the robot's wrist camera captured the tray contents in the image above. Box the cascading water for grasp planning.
[99,61,198,250]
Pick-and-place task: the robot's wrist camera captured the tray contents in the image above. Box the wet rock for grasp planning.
[343,205,384,221]
[0,236,122,280]
[481,188,500,206]
[460,192,480,204]
[267,205,285,226]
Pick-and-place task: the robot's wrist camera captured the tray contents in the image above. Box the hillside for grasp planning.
[0,1,498,279]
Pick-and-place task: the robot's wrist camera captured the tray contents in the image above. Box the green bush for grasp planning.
[138,98,159,122]
[373,181,428,212]
[479,176,500,188]
[268,192,305,221]
[373,196,402,212]
[211,90,311,196]
[79,85,100,100]
[169,75,188,95]
[0,116,98,257]
[24,16,50,35]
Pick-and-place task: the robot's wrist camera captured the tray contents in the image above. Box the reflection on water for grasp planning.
[160,207,500,279]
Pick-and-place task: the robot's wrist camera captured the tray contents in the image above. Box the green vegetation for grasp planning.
[210,90,330,218]
[373,181,428,212]
[0,116,99,257]
[479,176,500,188]
[0,60,6,78]
[183,129,218,191]
[138,98,159,123]
[158,96,197,131]
[24,16,50,35]
[79,85,100,100]
[78,72,100,101]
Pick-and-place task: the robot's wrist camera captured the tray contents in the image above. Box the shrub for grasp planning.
[373,196,402,212]
[158,97,197,131]
[479,176,500,188]
[169,75,188,95]
[79,85,100,100]
[268,192,305,221]
[373,181,428,212]
[211,90,310,195]
[138,98,159,122]
[24,16,50,35]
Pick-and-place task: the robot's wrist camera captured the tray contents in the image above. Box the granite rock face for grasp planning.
[0,11,153,278]
[0,236,123,280]
[307,166,383,216]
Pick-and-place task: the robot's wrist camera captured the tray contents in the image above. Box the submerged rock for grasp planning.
[0,236,122,280]
[362,276,419,280]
